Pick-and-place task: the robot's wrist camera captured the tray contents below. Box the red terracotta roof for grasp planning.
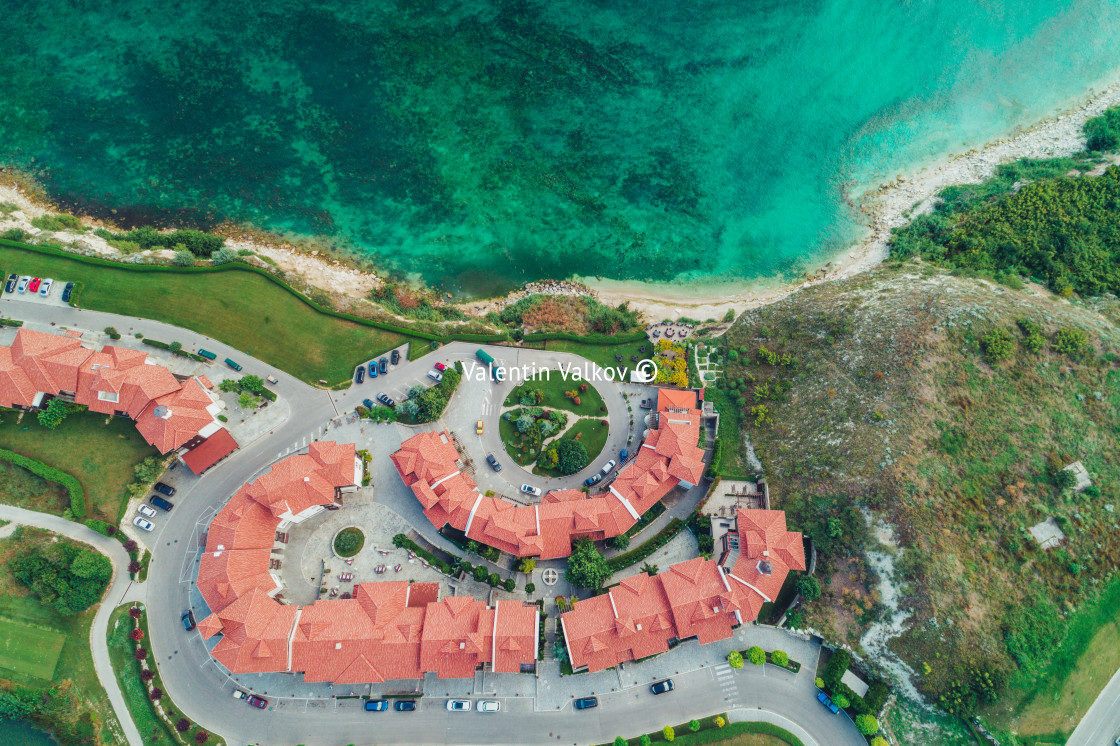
[728,508,805,604]
[135,377,219,453]
[245,442,356,519]
[205,489,279,552]
[197,547,280,613]
[182,428,239,474]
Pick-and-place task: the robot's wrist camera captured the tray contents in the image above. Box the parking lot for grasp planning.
[4,272,75,307]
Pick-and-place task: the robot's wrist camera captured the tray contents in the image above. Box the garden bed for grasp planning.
[597,712,805,746]
[503,375,606,416]
[333,527,365,558]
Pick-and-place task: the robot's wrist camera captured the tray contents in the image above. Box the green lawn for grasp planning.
[0,617,66,680]
[0,243,424,385]
[598,715,802,746]
[0,528,125,745]
[0,409,157,522]
[545,339,651,376]
[503,374,606,416]
[106,605,179,745]
[532,417,610,478]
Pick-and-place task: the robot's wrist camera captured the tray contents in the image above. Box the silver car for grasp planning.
[446,699,471,712]
[520,484,542,497]
[137,504,157,518]
[477,700,500,713]
[132,516,154,532]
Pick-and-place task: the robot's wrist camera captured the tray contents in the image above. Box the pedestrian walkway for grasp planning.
[712,662,740,704]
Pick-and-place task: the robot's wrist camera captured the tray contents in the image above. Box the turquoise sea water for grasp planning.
[1,0,1119,296]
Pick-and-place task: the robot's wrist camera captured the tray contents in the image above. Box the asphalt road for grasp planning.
[0,294,865,746]
[1066,665,1120,746]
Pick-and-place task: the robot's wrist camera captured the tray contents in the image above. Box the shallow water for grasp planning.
[0,718,57,746]
[1,0,1119,295]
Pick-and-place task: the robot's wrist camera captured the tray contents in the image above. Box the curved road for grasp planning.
[1,295,864,746]
[0,504,143,746]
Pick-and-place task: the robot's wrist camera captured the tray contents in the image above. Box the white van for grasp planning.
[600,460,616,476]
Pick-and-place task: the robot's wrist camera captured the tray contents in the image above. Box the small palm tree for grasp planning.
[641,562,659,576]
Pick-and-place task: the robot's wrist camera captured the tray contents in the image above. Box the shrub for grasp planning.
[172,250,196,266]
[333,528,365,557]
[747,646,765,665]
[130,628,145,641]
[833,693,850,708]
[824,648,852,686]
[176,718,191,733]
[815,677,825,689]
[149,687,163,701]
[134,648,148,661]
[210,247,239,265]
[129,607,142,620]
[128,560,142,574]
[639,736,652,746]
[663,725,675,742]
[980,328,1015,364]
[123,540,138,553]
[609,534,630,551]
[771,649,789,667]
[727,650,744,668]
[870,738,889,746]
[614,738,627,746]
[525,583,535,594]
[104,326,121,340]
[195,731,210,744]
[714,716,726,728]
[1085,106,1120,151]
[855,714,879,736]
[689,719,701,732]
[1053,327,1088,356]
[502,578,516,592]
[140,668,154,682]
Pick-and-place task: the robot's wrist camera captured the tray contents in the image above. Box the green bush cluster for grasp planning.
[980,328,1015,364]
[333,528,365,557]
[404,365,462,423]
[566,538,612,589]
[9,537,111,615]
[0,447,85,517]
[96,226,225,257]
[1085,106,1120,151]
[391,533,452,574]
[31,213,85,232]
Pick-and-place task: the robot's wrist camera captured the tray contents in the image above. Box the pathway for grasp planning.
[0,505,145,746]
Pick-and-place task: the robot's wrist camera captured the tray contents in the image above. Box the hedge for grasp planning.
[823,648,851,688]
[607,518,685,572]
[0,447,86,517]
[0,317,24,327]
[391,533,452,575]
[622,502,665,539]
[600,716,804,746]
[140,338,210,363]
[706,437,722,478]
[524,329,647,345]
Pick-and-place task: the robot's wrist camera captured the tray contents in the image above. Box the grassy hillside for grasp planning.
[711,261,1120,743]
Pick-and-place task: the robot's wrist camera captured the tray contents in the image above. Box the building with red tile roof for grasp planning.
[560,508,805,673]
[0,329,234,458]
[391,388,709,560]
[195,447,538,683]
[180,428,239,475]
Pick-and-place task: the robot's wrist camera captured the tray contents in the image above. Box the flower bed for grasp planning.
[332,526,365,558]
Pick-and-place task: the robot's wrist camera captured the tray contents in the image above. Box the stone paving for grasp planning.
[606,529,698,586]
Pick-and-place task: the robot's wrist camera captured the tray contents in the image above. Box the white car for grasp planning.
[16,276,29,293]
[520,484,542,497]
[132,516,154,532]
[39,278,53,296]
[137,504,157,518]
[600,459,617,476]
[446,699,471,712]
[427,370,443,382]
[477,700,500,713]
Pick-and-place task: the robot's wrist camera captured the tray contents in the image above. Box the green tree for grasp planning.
[37,398,73,429]
[614,738,627,746]
[168,341,183,354]
[239,375,265,393]
[238,391,258,410]
[640,562,659,576]
[556,438,589,475]
[133,456,164,484]
[609,534,630,551]
[518,557,536,573]
[796,575,822,601]
[565,538,611,589]
[639,736,652,746]
[833,693,850,708]
[663,726,675,742]
[771,649,789,667]
[727,650,744,669]
[689,720,700,732]
[747,646,765,665]
[723,308,735,322]
[855,714,879,736]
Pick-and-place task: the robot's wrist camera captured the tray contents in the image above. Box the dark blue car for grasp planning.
[394,700,417,712]
[365,699,389,711]
[573,696,598,710]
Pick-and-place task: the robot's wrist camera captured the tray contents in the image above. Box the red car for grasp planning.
[28,277,41,293]
[246,694,268,709]
[434,362,447,371]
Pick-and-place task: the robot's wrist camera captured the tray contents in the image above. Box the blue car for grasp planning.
[362,399,375,410]
[817,691,840,714]
[573,696,598,710]
[364,699,389,711]
[620,448,629,463]
[354,366,364,384]
[370,362,379,378]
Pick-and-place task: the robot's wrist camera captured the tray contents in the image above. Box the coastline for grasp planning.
[3,78,1120,322]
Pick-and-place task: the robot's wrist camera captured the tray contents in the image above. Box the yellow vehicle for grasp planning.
[476,420,484,434]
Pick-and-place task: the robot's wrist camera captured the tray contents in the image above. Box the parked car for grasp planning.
[379,357,388,374]
[520,484,542,497]
[61,282,74,302]
[364,699,389,712]
[573,696,598,710]
[427,370,443,382]
[153,482,176,496]
[620,448,629,463]
[28,277,41,293]
[362,398,375,411]
[16,276,29,293]
[246,695,267,709]
[368,360,377,376]
[600,459,617,476]
[650,679,675,695]
[584,474,602,487]
[377,393,395,407]
[446,699,471,712]
[224,357,242,371]
[486,453,501,472]
[817,691,839,714]
[265,374,278,384]
[181,610,196,631]
[197,349,217,361]
[38,278,53,296]
[639,398,652,410]
[149,496,174,512]
[137,504,157,518]
[394,700,417,712]
[477,700,500,712]
[476,420,484,434]
[354,366,365,384]
[434,362,447,372]
[132,517,154,532]
[231,690,247,701]
[390,349,400,365]
[4,274,16,293]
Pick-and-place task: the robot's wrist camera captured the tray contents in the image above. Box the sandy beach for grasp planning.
[3,78,1120,322]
